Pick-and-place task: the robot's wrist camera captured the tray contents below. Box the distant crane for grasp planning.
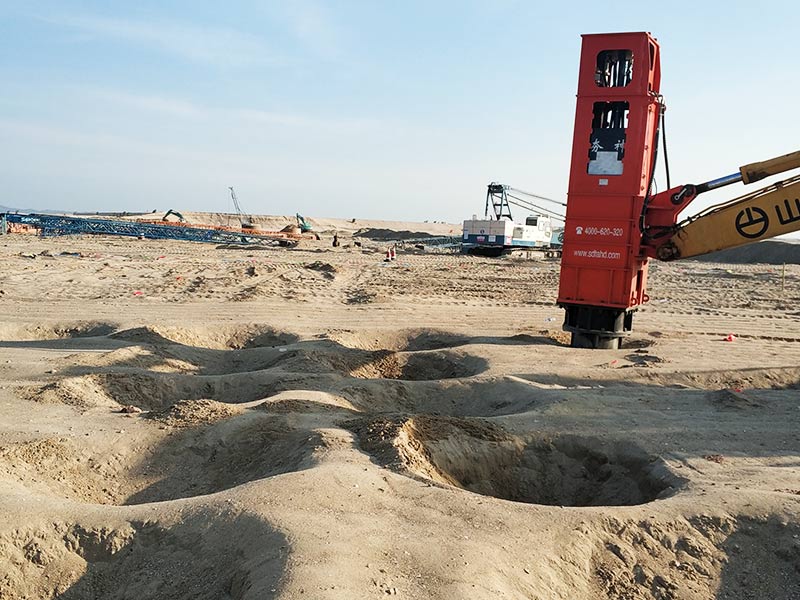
[228,186,256,230]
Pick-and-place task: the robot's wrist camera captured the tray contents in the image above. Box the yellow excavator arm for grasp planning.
[658,175,800,260]
[740,150,800,184]
[649,151,800,261]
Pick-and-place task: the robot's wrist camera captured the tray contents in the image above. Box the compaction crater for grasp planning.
[354,416,679,507]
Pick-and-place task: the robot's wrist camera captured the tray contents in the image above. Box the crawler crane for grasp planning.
[557,32,800,348]
[228,186,256,231]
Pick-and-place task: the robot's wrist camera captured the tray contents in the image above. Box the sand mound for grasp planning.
[95,372,278,410]
[24,341,490,414]
[0,413,321,505]
[23,375,121,410]
[88,343,290,376]
[327,328,469,352]
[111,324,299,350]
[352,416,679,506]
[0,514,286,600]
[0,321,117,341]
[283,347,487,381]
[0,437,100,498]
[26,371,284,411]
[259,390,359,414]
[336,376,547,417]
[589,513,800,599]
[352,228,438,241]
[304,261,338,279]
[124,415,321,504]
[696,239,800,265]
[347,350,485,380]
[70,345,199,373]
[649,365,800,390]
[149,399,245,427]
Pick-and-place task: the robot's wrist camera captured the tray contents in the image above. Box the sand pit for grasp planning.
[110,324,300,350]
[351,416,678,507]
[327,328,470,352]
[1,231,799,598]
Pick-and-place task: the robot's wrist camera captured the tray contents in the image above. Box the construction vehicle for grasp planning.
[462,183,565,256]
[161,209,185,223]
[546,228,564,258]
[228,186,256,230]
[557,31,800,348]
[296,213,313,233]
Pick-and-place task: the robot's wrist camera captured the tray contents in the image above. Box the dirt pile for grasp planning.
[352,228,439,241]
[0,410,320,505]
[0,515,286,600]
[696,239,800,265]
[150,399,245,427]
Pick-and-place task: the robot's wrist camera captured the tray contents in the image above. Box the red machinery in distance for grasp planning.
[557,32,662,349]
[557,32,800,348]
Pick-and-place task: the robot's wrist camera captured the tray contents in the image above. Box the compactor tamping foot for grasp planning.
[561,305,632,350]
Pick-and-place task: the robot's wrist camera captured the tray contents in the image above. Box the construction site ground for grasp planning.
[0,229,798,599]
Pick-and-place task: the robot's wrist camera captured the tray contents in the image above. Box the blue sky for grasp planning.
[1,1,798,222]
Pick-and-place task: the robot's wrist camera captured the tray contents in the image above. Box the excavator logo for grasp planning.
[734,207,769,239]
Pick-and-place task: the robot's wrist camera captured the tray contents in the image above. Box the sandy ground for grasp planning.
[0,225,798,599]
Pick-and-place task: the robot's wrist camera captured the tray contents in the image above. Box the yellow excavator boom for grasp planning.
[657,175,800,260]
[740,150,800,184]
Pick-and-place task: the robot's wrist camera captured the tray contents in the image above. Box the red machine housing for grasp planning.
[557,32,662,348]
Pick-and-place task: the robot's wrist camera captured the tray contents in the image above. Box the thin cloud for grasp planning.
[44,14,284,68]
[0,118,272,170]
[278,0,343,60]
[87,89,210,119]
[71,86,379,132]
[232,108,374,132]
